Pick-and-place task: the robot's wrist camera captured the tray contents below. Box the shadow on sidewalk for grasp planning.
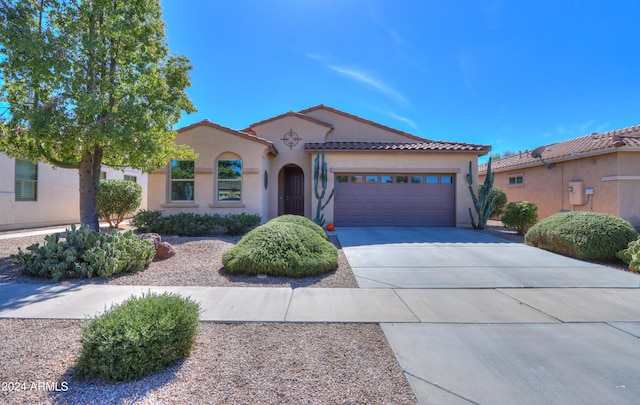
[0,283,83,313]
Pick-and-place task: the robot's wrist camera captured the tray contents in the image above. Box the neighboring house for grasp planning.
[0,154,148,230]
[147,105,490,227]
[479,125,640,227]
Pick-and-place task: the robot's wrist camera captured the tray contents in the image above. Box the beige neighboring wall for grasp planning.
[482,152,640,227]
[0,153,147,230]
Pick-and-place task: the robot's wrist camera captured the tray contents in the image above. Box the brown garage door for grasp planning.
[334,174,455,226]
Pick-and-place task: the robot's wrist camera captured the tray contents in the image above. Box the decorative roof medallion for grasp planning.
[281,129,301,149]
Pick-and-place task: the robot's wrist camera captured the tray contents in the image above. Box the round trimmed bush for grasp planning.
[222,219,337,277]
[75,291,201,383]
[267,214,328,240]
[501,201,538,235]
[525,212,639,260]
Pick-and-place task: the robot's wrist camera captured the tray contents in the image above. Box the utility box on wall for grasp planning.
[568,180,586,205]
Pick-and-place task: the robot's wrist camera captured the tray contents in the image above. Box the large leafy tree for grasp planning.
[0,0,196,230]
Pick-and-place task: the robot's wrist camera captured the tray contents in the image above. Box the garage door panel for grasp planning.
[335,173,455,227]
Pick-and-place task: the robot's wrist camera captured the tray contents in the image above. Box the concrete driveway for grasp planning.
[337,227,640,405]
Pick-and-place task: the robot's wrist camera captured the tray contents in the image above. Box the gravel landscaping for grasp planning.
[0,233,358,288]
[0,231,417,404]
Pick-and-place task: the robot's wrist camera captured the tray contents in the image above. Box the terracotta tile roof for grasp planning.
[299,104,428,142]
[242,110,334,134]
[305,141,490,153]
[480,124,640,173]
[178,119,279,155]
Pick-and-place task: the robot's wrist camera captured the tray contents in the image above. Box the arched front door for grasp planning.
[281,165,304,216]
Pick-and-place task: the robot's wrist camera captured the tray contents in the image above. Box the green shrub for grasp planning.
[75,291,201,383]
[501,201,538,235]
[525,212,639,261]
[11,225,155,282]
[97,180,143,229]
[129,209,165,233]
[130,211,260,236]
[159,212,220,236]
[479,185,507,218]
[267,214,328,240]
[618,237,640,272]
[221,213,261,236]
[222,220,338,277]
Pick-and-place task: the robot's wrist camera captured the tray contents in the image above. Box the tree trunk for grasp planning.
[78,149,103,231]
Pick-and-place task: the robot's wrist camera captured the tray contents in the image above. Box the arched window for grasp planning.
[217,157,242,201]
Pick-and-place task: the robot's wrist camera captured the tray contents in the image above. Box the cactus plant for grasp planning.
[617,237,640,272]
[313,150,337,226]
[468,158,495,229]
[11,225,155,282]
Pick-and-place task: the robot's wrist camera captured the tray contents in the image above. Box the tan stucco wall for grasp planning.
[0,154,147,230]
[146,125,274,220]
[482,152,640,227]
[302,108,419,142]
[251,115,331,219]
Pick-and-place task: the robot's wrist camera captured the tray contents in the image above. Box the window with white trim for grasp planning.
[15,159,37,201]
[508,175,524,185]
[170,160,194,201]
[217,159,242,201]
[124,174,137,183]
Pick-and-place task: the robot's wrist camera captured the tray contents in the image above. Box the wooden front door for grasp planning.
[284,166,304,216]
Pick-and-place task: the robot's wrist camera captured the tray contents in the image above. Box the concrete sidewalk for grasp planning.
[2,283,640,324]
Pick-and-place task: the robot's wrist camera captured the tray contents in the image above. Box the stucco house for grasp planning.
[479,124,640,228]
[147,105,490,227]
[0,153,147,231]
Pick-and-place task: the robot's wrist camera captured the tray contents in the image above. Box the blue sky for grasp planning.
[161,0,640,159]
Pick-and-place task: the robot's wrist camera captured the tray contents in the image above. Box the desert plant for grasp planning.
[468,158,495,229]
[96,180,143,229]
[313,150,337,226]
[158,212,217,236]
[130,209,165,233]
[525,212,638,261]
[221,213,261,236]
[479,184,507,218]
[11,225,155,282]
[130,211,259,236]
[501,201,538,235]
[75,291,201,383]
[222,219,337,277]
[617,237,640,272]
[268,214,328,240]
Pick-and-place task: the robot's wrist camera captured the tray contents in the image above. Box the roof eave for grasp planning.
[483,147,637,174]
